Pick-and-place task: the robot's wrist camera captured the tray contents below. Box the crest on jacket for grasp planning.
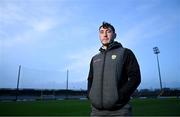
[111,55,117,60]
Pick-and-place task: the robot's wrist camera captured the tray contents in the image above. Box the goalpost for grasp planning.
[15,65,67,100]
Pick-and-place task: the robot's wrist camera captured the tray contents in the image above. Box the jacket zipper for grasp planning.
[101,51,107,109]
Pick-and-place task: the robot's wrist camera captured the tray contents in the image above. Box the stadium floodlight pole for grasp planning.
[153,47,163,92]
[66,69,69,99]
[66,69,69,91]
[16,65,21,101]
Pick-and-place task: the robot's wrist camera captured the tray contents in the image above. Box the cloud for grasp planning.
[65,46,98,72]
[120,15,175,47]
[1,30,33,47]
[30,18,58,32]
[0,0,79,48]
[0,1,25,24]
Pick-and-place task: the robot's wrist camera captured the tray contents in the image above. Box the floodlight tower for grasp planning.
[153,47,163,91]
[16,65,21,101]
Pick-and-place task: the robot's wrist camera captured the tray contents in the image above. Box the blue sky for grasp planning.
[0,0,179,90]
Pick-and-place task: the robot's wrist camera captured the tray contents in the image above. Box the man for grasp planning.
[87,22,141,116]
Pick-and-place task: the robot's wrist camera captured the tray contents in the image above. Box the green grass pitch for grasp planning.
[0,98,179,116]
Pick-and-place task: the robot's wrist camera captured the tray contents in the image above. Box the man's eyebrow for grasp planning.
[100,28,109,31]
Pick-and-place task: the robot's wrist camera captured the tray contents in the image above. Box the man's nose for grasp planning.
[104,32,107,37]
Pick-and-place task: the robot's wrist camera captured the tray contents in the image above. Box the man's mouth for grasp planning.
[102,38,109,41]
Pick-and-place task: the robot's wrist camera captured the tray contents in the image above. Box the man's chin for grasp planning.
[102,43,109,46]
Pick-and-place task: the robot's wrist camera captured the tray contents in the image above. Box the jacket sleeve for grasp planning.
[87,58,93,99]
[120,49,141,100]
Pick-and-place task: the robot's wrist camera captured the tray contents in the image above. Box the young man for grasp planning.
[87,22,141,116]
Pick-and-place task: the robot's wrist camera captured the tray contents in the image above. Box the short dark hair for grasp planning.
[99,21,115,33]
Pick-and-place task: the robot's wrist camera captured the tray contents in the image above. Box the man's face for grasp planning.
[99,27,116,46]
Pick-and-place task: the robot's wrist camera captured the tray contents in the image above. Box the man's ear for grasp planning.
[113,33,116,39]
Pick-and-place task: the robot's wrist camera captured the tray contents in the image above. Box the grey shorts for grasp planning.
[90,103,132,117]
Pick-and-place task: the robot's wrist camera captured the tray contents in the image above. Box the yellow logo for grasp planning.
[111,55,117,60]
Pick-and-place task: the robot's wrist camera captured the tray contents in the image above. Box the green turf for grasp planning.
[132,98,180,116]
[0,98,179,116]
[0,100,91,116]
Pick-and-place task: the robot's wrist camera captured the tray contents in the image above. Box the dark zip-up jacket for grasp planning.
[87,41,141,110]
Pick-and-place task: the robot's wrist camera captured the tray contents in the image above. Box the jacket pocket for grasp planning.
[89,76,103,109]
[102,76,119,109]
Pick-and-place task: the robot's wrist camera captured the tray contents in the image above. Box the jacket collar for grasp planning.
[99,41,122,52]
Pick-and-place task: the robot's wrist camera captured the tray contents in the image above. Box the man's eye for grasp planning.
[107,30,112,33]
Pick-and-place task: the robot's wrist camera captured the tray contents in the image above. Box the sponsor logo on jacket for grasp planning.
[93,58,101,63]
